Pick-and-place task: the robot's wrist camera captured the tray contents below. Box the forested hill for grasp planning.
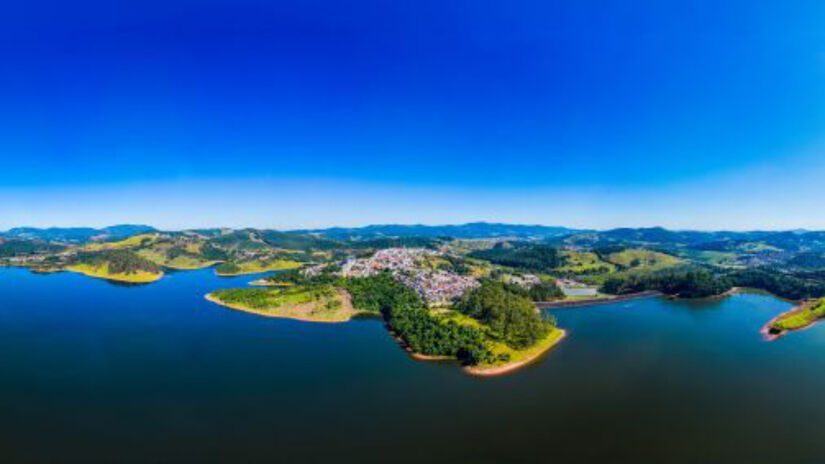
[292,222,586,240]
[2,225,157,243]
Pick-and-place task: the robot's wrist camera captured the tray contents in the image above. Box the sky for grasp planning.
[1,0,824,230]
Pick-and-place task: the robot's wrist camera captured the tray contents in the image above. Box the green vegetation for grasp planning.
[81,233,160,251]
[342,274,494,364]
[67,250,163,283]
[499,279,564,301]
[0,240,65,258]
[729,268,825,300]
[215,259,302,276]
[137,245,219,270]
[455,281,555,350]
[208,284,356,322]
[604,248,682,270]
[555,250,615,274]
[600,267,729,298]
[770,298,825,332]
[469,243,565,272]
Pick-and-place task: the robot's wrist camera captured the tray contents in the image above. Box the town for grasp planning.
[340,247,480,307]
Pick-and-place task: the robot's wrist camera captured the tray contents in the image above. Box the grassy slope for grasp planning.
[606,249,682,269]
[80,233,160,251]
[771,298,825,331]
[556,251,616,273]
[215,260,302,276]
[66,263,163,283]
[137,247,218,270]
[206,286,359,322]
[433,309,564,370]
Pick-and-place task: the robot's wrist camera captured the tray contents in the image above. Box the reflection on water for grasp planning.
[1,267,823,463]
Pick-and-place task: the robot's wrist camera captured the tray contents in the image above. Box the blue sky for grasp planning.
[2,0,824,230]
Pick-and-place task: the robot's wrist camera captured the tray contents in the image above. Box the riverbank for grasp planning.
[536,291,662,309]
[65,264,164,283]
[204,288,363,323]
[215,260,301,277]
[464,328,567,377]
[760,298,825,341]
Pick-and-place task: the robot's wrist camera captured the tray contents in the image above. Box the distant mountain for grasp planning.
[293,222,587,240]
[557,227,825,253]
[2,225,157,243]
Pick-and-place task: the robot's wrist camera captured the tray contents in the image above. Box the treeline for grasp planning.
[346,237,444,250]
[600,266,825,300]
[72,250,161,275]
[342,274,495,365]
[0,240,65,258]
[213,286,335,310]
[495,278,564,301]
[728,268,825,300]
[469,243,565,272]
[216,262,241,274]
[600,268,728,298]
[455,281,555,350]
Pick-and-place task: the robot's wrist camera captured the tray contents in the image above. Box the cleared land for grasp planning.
[66,263,163,283]
[137,247,219,270]
[606,249,682,269]
[81,233,160,251]
[215,260,302,276]
[556,251,616,274]
[764,298,825,338]
[205,286,361,323]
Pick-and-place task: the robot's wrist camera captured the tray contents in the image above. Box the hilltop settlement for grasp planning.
[4,222,825,374]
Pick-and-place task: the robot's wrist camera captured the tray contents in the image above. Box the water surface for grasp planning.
[1,268,824,463]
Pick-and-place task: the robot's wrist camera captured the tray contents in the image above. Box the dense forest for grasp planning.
[71,250,161,275]
[600,267,730,298]
[342,274,494,365]
[346,237,445,250]
[728,268,825,300]
[499,279,564,301]
[455,281,555,350]
[469,243,565,272]
[0,240,65,258]
[600,266,825,301]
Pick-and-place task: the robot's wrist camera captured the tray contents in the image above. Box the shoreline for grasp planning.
[759,299,820,341]
[65,266,164,284]
[204,292,362,324]
[464,329,567,377]
[536,291,662,309]
[388,330,455,362]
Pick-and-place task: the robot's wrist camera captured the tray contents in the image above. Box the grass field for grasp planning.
[81,233,160,251]
[480,327,565,369]
[771,298,825,331]
[434,308,565,371]
[66,263,163,283]
[137,247,218,270]
[606,249,682,269]
[206,285,359,322]
[214,260,302,276]
[556,251,616,273]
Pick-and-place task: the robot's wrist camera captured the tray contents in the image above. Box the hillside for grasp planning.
[295,222,585,240]
[66,250,164,283]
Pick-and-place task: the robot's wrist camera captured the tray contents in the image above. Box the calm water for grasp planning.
[2,268,825,463]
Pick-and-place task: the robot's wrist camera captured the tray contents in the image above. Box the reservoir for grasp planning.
[2,267,824,463]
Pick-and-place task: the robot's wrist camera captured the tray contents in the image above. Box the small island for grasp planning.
[762,298,825,340]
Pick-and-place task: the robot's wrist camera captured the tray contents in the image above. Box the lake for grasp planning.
[2,267,825,463]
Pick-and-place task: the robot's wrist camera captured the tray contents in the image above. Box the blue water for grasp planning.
[2,268,824,463]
